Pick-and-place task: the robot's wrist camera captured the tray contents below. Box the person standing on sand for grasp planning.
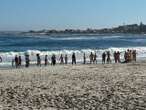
[25,54,30,68]
[124,51,128,63]
[83,53,86,64]
[72,53,76,65]
[44,55,48,66]
[127,49,130,63]
[59,54,64,64]
[117,51,121,63]
[132,50,137,62]
[15,55,19,68]
[130,50,133,62]
[18,56,22,66]
[93,53,97,64]
[0,56,2,63]
[114,51,117,63]
[36,54,41,66]
[51,55,53,65]
[107,51,111,64]
[12,59,15,67]
[65,54,68,64]
[89,52,94,64]
[51,54,56,66]
[102,52,106,64]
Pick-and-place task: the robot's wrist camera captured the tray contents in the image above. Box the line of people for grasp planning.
[12,52,79,68]
[0,49,137,68]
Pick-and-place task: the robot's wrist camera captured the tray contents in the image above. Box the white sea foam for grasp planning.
[0,46,146,66]
[49,35,122,41]
[49,37,98,40]
[27,35,122,41]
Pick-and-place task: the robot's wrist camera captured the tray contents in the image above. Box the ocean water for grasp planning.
[0,34,146,66]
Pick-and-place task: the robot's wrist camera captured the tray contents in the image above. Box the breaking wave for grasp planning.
[0,46,146,66]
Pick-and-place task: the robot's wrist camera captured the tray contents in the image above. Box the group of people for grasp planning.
[0,49,137,68]
[12,53,74,68]
[101,49,137,64]
[88,52,97,64]
[12,54,30,68]
[102,51,112,64]
[124,49,137,63]
[49,53,76,65]
[50,53,76,65]
[10,52,76,68]
[12,55,22,68]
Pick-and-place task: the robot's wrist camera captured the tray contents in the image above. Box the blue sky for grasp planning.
[0,0,146,31]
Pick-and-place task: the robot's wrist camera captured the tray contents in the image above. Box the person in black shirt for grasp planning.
[51,54,56,66]
[83,53,86,64]
[36,54,41,66]
[18,56,22,66]
[59,54,64,64]
[25,54,30,68]
[44,55,48,66]
[107,51,111,64]
[15,55,19,68]
[72,53,76,65]
[102,52,106,64]
[0,56,2,63]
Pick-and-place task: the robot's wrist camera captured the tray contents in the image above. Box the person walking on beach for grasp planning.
[89,52,94,64]
[51,54,56,66]
[107,51,111,64]
[72,53,76,65]
[102,52,106,64]
[44,55,48,66]
[18,56,22,66]
[83,53,86,64]
[65,54,68,64]
[59,54,64,64]
[93,53,97,64]
[25,54,30,68]
[15,55,19,68]
[36,54,41,66]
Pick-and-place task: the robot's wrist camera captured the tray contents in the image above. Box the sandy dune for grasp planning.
[0,63,146,110]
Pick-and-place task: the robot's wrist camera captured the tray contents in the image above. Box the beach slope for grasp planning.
[0,63,146,109]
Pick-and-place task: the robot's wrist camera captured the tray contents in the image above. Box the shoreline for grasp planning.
[0,57,146,70]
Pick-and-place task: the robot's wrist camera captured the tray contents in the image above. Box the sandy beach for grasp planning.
[0,63,146,110]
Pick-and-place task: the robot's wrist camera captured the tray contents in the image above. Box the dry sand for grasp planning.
[0,63,146,110]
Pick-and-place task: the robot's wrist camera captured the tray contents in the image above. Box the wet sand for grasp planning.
[0,63,146,109]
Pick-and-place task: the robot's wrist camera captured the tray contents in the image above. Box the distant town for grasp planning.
[2,22,146,35]
[23,22,146,35]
